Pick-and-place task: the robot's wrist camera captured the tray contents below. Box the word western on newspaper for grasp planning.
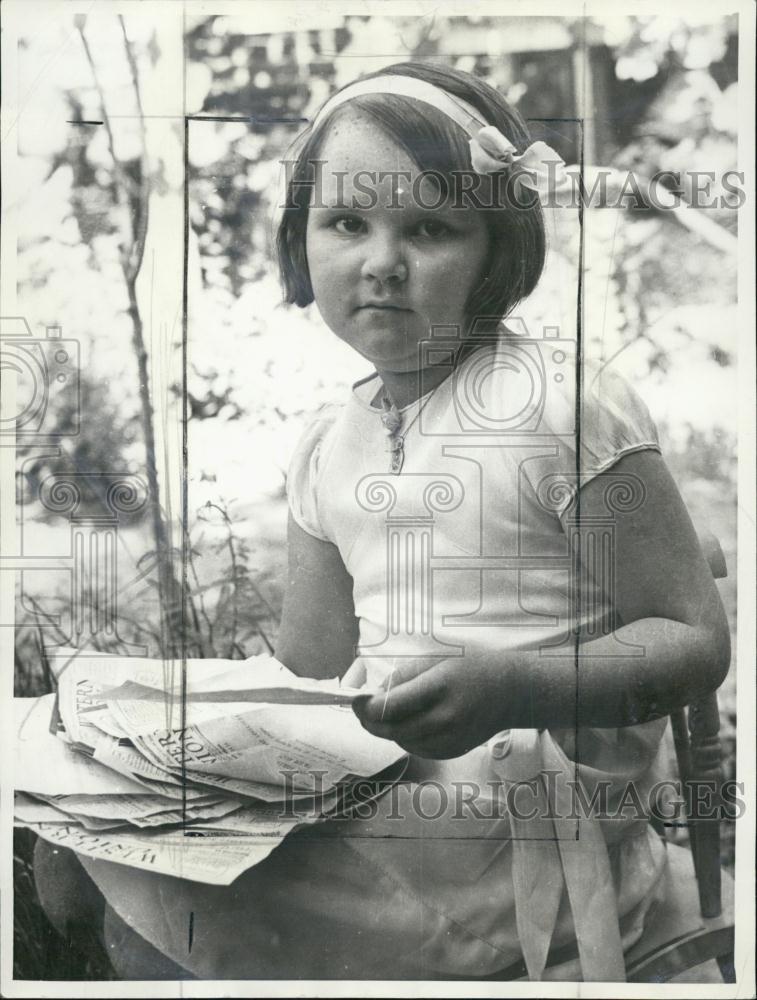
[14,651,403,885]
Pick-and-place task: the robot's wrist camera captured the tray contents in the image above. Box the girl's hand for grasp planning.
[351,656,506,759]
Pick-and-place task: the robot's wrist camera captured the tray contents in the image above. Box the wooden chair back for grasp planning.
[671,529,728,919]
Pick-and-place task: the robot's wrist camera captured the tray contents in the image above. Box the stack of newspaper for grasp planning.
[14,651,405,884]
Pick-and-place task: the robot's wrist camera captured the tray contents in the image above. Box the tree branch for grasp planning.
[119,15,150,281]
[76,14,180,657]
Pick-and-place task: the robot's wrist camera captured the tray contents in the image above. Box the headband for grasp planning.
[314,74,488,136]
[312,74,568,197]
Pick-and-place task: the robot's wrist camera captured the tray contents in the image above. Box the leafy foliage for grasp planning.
[17,372,143,519]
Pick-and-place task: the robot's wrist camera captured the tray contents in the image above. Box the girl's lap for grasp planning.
[73,831,459,979]
[61,802,526,980]
[33,823,667,982]
[102,904,197,980]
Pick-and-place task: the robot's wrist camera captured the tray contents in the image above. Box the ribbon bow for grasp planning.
[469,126,570,200]
[488,727,627,982]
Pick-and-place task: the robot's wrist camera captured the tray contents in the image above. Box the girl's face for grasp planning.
[305,111,489,373]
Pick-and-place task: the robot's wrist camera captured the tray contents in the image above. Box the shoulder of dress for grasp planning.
[532,356,656,438]
[303,393,353,443]
[312,399,345,425]
[293,401,344,454]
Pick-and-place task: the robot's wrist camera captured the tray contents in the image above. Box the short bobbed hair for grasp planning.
[276,61,546,332]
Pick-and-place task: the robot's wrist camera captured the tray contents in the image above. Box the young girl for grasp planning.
[35,61,730,982]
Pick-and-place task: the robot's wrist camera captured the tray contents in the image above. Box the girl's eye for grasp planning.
[331,215,365,235]
[415,219,451,239]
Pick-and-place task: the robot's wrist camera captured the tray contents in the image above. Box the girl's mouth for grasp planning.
[357,303,412,313]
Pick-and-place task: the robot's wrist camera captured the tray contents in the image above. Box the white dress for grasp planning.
[285,327,670,980]
[81,329,670,981]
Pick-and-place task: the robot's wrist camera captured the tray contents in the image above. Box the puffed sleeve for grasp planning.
[285,404,341,542]
[521,361,661,518]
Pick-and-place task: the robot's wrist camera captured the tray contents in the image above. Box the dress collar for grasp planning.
[350,371,438,413]
[349,329,505,414]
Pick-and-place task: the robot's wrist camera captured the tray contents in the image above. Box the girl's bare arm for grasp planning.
[510,448,732,727]
[274,513,359,679]
[355,449,731,755]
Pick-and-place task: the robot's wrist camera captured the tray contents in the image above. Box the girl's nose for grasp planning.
[361,233,408,285]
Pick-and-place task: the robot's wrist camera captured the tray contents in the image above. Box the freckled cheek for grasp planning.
[308,236,360,287]
[307,242,356,309]
[412,262,472,319]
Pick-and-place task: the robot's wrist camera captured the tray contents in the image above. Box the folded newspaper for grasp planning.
[14,651,406,885]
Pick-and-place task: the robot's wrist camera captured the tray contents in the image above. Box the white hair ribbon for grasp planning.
[313,73,488,136]
[313,74,569,199]
[469,126,571,198]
